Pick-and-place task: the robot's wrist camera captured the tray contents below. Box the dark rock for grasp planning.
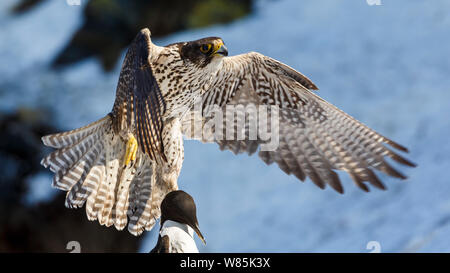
[0,108,53,202]
[50,0,252,71]
[11,0,47,14]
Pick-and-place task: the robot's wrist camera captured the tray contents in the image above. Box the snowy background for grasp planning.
[1,0,450,252]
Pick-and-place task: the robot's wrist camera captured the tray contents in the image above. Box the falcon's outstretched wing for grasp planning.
[41,29,172,236]
[182,52,416,193]
[112,28,166,161]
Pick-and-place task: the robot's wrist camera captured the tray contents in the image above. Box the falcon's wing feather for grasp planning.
[112,28,166,161]
[262,56,319,90]
[182,52,416,193]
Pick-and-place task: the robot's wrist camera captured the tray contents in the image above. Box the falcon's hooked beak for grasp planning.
[212,41,228,57]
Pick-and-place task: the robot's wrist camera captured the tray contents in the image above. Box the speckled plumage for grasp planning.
[41,28,415,236]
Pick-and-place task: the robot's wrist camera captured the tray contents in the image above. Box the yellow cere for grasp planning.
[213,41,224,53]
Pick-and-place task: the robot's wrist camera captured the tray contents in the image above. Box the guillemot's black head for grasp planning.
[160,190,206,245]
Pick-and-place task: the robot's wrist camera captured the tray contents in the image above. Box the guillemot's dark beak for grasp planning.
[192,223,206,245]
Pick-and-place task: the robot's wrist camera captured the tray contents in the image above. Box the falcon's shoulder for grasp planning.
[201,52,320,112]
[226,52,318,90]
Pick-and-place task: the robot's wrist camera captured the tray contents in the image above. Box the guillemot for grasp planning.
[151,190,205,253]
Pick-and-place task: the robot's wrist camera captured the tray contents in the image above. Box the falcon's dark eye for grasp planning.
[200,44,212,54]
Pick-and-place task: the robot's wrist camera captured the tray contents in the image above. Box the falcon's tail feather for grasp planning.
[41,116,111,190]
[41,115,159,234]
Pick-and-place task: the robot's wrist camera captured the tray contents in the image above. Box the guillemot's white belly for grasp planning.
[160,220,199,253]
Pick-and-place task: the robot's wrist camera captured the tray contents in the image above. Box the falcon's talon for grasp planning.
[124,134,138,166]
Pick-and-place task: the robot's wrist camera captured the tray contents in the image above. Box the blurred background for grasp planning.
[0,0,449,252]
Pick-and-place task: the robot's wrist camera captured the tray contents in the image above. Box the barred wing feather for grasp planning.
[182,52,416,193]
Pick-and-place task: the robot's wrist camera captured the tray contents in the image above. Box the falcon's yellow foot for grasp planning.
[124,134,138,166]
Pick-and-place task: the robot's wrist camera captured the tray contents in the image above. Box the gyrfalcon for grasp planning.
[41,28,415,236]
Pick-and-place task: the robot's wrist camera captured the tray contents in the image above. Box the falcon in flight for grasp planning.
[41,28,415,236]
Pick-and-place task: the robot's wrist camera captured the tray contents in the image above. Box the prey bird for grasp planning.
[41,28,415,236]
[151,190,204,253]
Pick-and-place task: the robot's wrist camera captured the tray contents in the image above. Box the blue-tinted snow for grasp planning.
[2,0,449,252]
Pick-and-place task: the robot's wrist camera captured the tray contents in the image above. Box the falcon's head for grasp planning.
[179,37,228,67]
